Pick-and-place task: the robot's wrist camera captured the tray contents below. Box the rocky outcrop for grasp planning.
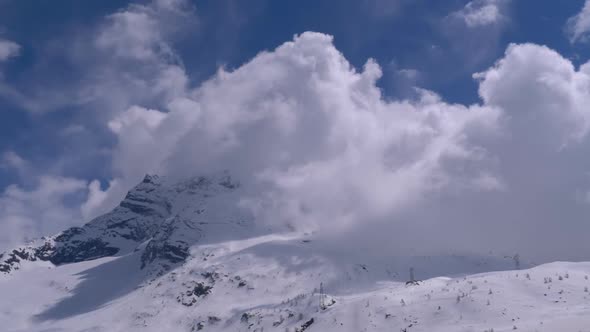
[1,171,249,274]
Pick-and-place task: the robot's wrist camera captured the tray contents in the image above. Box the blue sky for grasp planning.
[0,0,585,182]
[0,0,587,184]
[3,0,590,258]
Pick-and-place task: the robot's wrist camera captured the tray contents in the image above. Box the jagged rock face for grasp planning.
[0,239,55,273]
[49,175,172,265]
[0,172,251,274]
[138,174,254,273]
[140,216,196,270]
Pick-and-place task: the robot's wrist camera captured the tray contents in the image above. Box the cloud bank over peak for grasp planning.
[98,33,500,233]
[89,31,590,261]
[4,1,590,261]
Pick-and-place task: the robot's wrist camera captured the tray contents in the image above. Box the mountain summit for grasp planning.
[1,172,252,275]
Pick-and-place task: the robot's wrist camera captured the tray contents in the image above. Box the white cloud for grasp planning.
[0,151,35,183]
[566,0,590,43]
[0,39,20,61]
[452,0,508,28]
[0,152,108,250]
[476,43,590,142]
[440,0,511,74]
[93,32,590,261]
[102,32,503,250]
[0,0,192,114]
[96,4,170,61]
[472,172,506,191]
[0,1,197,248]
[85,0,191,110]
[108,105,167,134]
[80,179,119,221]
[0,176,88,251]
[1,151,27,173]
[3,0,590,263]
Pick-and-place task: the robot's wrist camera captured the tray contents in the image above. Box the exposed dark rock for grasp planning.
[296,318,315,332]
[191,282,213,297]
[50,238,120,265]
[1,171,243,275]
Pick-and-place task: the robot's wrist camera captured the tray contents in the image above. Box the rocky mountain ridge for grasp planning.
[0,172,251,275]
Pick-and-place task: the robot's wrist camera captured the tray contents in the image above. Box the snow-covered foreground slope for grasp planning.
[2,234,590,332]
[1,174,590,331]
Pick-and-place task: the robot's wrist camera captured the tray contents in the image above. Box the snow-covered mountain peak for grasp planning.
[0,171,251,275]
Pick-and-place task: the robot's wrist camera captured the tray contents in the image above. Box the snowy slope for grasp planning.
[1,174,590,332]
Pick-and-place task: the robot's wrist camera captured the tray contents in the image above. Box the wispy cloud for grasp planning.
[0,38,19,61]
[566,0,590,43]
[451,0,509,28]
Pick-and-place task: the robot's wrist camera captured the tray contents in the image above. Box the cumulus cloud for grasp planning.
[0,150,109,250]
[4,0,590,264]
[0,176,87,251]
[452,0,508,28]
[476,43,590,141]
[95,32,502,252]
[566,0,590,43]
[86,32,590,263]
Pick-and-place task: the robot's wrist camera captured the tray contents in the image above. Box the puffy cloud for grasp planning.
[452,0,508,28]
[4,3,590,263]
[0,152,105,250]
[0,176,87,251]
[566,0,590,43]
[0,1,196,249]
[83,0,192,112]
[476,43,590,142]
[81,179,119,222]
[103,32,505,253]
[95,0,192,63]
[0,39,20,61]
[96,32,590,262]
